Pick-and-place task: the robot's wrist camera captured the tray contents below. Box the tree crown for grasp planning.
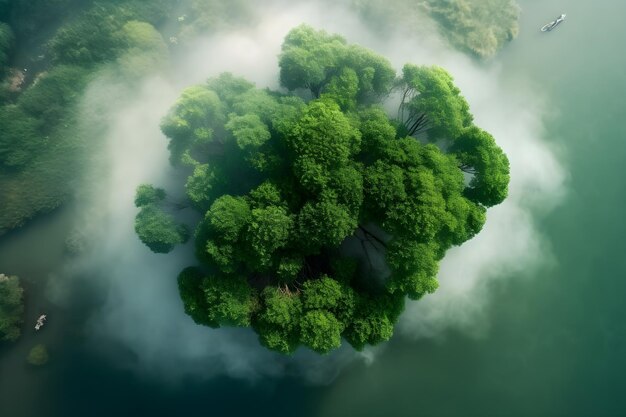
[135,25,510,354]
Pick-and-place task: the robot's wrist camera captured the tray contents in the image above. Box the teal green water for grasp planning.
[1,0,625,416]
[317,1,626,415]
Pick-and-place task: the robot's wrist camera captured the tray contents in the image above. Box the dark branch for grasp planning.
[407,112,428,136]
[398,86,411,121]
[358,225,387,249]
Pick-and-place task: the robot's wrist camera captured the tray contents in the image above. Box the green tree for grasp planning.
[48,8,125,66]
[17,65,90,127]
[254,287,303,353]
[279,24,395,100]
[161,86,226,164]
[201,274,257,327]
[133,185,189,254]
[134,205,188,254]
[246,205,293,269]
[398,64,473,140]
[178,267,214,326]
[345,292,404,350]
[452,126,510,207]
[115,20,168,77]
[134,184,166,207]
[0,105,40,169]
[300,309,343,354]
[137,26,510,355]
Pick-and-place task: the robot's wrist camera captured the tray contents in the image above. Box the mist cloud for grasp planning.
[49,0,566,382]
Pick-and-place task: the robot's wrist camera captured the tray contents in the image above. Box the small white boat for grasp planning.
[35,314,47,331]
[541,14,566,32]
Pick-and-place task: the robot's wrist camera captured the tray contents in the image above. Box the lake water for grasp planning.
[2,0,626,415]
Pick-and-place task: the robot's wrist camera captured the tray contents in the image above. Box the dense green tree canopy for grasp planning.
[134,184,189,253]
[279,24,396,102]
[398,64,472,140]
[0,0,188,236]
[0,274,24,342]
[136,25,510,354]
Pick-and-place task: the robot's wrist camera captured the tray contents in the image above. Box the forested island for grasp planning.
[134,26,510,354]
[1,0,511,355]
[353,0,520,58]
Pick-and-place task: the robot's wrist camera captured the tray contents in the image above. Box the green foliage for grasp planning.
[178,267,258,328]
[18,65,90,125]
[201,274,257,327]
[27,344,49,366]
[302,276,358,324]
[344,292,404,350]
[422,0,520,58]
[48,1,171,67]
[288,100,361,169]
[276,256,303,283]
[279,24,396,100]
[0,0,173,236]
[302,275,343,310]
[351,0,520,58]
[226,113,271,152]
[300,309,343,354]
[452,126,510,207]
[185,163,222,209]
[0,105,40,168]
[297,197,357,250]
[134,204,189,254]
[247,205,294,269]
[399,64,472,140]
[0,115,86,235]
[48,6,126,66]
[143,26,509,355]
[161,86,226,164]
[207,195,251,242]
[178,267,214,326]
[255,287,303,354]
[134,184,166,207]
[115,20,168,77]
[386,240,440,299]
[0,275,24,342]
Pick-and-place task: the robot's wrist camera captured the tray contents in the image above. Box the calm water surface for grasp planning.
[1,0,625,416]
